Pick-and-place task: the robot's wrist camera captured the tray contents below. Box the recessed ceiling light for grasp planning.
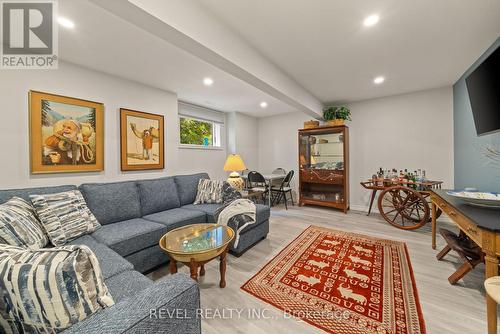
[374,76,385,84]
[363,14,379,27]
[203,77,214,86]
[260,102,268,108]
[57,17,75,29]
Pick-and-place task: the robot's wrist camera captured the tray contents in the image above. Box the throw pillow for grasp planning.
[0,244,114,333]
[221,181,242,205]
[193,179,225,204]
[30,190,101,246]
[0,197,48,250]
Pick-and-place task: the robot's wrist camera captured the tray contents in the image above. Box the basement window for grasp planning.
[178,102,224,149]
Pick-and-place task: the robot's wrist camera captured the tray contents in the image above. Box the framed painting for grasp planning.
[29,90,104,174]
[120,108,164,171]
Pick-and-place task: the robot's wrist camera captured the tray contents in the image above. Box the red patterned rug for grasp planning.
[241,226,425,334]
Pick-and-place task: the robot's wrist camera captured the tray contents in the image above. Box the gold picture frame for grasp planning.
[120,108,164,171]
[29,90,104,174]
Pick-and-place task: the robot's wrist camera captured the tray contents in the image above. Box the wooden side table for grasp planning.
[159,224,234,288]
[168,247,229,288]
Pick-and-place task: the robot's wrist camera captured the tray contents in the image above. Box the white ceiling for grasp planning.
[58,1,298,117]
[199,0,500,104]
[59,0,500,118]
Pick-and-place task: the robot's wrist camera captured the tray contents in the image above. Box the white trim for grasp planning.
[178,101,225,124]
[349,204,452,223]
[178,113,224,125]
[179,144,224,150]
[178,100,225,114]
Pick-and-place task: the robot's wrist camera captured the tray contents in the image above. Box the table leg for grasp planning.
[189,258,198,282]
[169,255,177,274]
[367,189,377,216]
[268,180,272,207]
[485,254,499,334]
[219,249,227,288]
[199,264,205,276]
[431,202,437,250]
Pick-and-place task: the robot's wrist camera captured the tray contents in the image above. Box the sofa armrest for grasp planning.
[62,273,201,334]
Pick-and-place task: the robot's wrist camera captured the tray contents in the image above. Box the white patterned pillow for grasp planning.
[0,197,48,250]
[0,244,114,333]
[194,179,225,204]
[30,190,101,246]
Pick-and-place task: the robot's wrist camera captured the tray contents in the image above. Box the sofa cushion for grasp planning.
[0,244,114,333]
[30,190,101,246]
[181,204,220,223]
[105,270,153,303]
[68,235,134,279]
[194,179,224,204]
[80,181,142,225]
[143,208,206,231]
[0,185,77,205]
[174,173,210,205]
[91,218,167,257]
[137,177,180,216]
[0,197,48,249]
[183,203,270,226]
[124,245,167,273]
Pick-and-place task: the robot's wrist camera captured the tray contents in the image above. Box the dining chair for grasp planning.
[272,168,286,175]
[247,171,269,203]
[271,168,286,187]
[271,170,294,209]
[241,169,250,189]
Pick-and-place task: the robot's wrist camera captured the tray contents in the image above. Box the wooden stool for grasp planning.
[436,228,484,284]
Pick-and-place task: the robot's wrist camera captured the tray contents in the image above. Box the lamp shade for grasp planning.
[223,154,246,172]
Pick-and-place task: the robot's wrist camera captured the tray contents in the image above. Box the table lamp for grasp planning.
[223,154,246,190]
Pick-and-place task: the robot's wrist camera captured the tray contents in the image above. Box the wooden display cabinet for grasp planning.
[298,125,349,213]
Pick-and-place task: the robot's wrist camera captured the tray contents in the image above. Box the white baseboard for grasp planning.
[348,204,452,223]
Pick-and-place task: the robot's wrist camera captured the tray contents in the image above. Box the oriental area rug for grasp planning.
[241,225,426,334]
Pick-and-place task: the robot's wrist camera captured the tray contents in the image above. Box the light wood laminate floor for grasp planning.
[148,205,495,333]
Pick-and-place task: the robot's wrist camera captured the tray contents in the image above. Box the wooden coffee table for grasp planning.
[159,224,234,288]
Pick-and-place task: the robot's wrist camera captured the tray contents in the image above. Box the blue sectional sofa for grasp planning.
[0,173,270,334]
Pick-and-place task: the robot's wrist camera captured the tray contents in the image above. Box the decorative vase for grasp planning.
[328,119,345,126]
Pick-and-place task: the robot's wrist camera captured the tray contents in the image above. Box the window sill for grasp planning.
[179,144,224,151]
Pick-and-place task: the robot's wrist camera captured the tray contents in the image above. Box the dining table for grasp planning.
[241,173,285,207]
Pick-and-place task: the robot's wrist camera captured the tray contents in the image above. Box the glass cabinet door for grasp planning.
[299,131,344,170]
[299,128,347,206]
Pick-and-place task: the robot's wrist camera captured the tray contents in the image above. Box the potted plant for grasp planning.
[323,106,351,126]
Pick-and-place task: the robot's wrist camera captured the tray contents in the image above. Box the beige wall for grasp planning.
[227,112,259,171]
[256,87,454,211]
[0,60,454,207]
[348,87,454,211]
[0,61,227,189]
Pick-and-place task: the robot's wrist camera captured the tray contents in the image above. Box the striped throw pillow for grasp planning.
[0,197,48,250]
[194,179,225,204]
[0,244,114,333]
[30,190,101,246]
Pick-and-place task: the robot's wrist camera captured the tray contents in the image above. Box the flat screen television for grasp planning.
[465,45,500,136]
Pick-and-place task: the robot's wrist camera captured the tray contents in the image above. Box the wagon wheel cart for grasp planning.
[360,179,443,230]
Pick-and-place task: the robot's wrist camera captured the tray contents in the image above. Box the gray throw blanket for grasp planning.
[214,183,256,248]
[216,199,256,248]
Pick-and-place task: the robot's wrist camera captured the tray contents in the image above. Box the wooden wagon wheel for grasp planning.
[377,186,430,230]
[417,191,442,221]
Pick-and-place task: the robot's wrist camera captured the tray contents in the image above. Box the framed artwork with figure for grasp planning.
[29,90,104,174]
[120,108,164,171]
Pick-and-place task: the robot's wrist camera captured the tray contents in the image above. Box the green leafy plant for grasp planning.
[179,117,213,145]
[322,106,351,121]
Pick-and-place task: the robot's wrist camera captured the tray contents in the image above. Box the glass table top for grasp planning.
[160,224,234,254]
